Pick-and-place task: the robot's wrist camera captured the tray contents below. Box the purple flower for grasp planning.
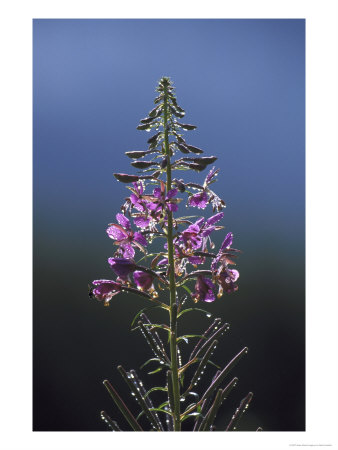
[177,213,223,255]
[191,275,215,303]
[107,213,148,258]
[133,271,154,291]
[206,212,224,226]
[188,168,225,212]
[146,181,179,213]
[108,257,136,281]
[133,215,152,229]
[130,182,147,212]
[204,167,219,186]
[180,223,203,250]
[188,191,208,209]
[217,269,240,296]
[91,279,122,304]
[211,232,239,271]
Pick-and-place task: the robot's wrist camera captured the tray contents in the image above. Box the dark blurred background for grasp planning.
[33,19,305,431]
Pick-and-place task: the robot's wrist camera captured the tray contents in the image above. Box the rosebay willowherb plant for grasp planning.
[90,77,256,432]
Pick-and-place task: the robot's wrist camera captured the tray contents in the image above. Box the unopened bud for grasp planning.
[113,173,140,183]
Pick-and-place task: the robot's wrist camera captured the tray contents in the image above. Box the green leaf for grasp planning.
[144,386,168,399]
[187,340,219,392]
[140,358,162,369]
[181,412,204,423]
[130,305,162,329]
[181,284,192,295]
[177,334,206,343]
[148,407,173,417]
[103,380,143,431]
[177,307,212,319]
[117,366,161,431]
[201,347,248,403]
[148,366,164,375]
[142,323,171,333]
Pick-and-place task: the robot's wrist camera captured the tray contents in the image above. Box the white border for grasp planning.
[1,1,337,449]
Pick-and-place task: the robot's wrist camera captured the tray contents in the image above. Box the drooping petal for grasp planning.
[130,193,145,212]
[133,216,151,228]
[228,269,240,282]
[106,224,129,241]
[192,275,215,303]
[153,187,162,198]
[133,181,144,195]
[134,232,148,247]
[205,167,219,185]
[91,279,122,302]
[188,191,209,209]
[194,217,205,228]
[200,226,215,237]
[120,243,135,258]
[147,201,161,211]
[108,257,136,280]
[116,213,131,230]
[133,270,154,291]
[188,255,204,265]
[166,188,178,199]
[221,232,233,250]
[206,212,224,226]
[167,202,178,212]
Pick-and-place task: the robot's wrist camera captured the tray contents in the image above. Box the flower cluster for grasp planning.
[90,78,240,307]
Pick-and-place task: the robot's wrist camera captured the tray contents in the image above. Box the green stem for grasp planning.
[163,83,181,431]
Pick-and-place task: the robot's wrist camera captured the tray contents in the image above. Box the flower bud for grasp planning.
[114,173,140,183]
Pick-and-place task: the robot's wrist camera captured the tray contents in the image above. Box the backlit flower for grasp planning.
[191,275,216,303]
[91,279,122,305]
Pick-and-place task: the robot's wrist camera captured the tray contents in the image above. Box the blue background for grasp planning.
[33,19,305,431]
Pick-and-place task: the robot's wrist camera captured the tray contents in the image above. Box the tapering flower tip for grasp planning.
[108,257,136,281]
[125,151,148,159]
[157,76,173,91]
[188,191,209,209]
[114,173,139,183]
[91,280,122,304]
[133,270,154,291]
[192,275,216,303]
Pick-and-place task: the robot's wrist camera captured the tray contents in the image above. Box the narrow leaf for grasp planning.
[225,392,253,431]
[201,347,248,403]
[187,339,218,392]
[129,369,164,431]
[100,410,122,431]
[103,380,143,431]
[199,389,223,431]
[117,365,161,431]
